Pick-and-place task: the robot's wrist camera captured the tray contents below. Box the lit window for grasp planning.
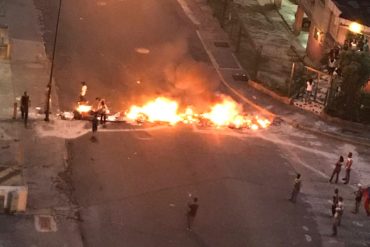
[313,27,321,40]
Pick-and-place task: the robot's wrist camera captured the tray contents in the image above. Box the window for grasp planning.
[313,27,323,44]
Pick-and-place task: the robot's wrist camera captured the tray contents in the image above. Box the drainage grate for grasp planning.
[34,215,57,232]
[214,41,230,48]
[39,216,52,231]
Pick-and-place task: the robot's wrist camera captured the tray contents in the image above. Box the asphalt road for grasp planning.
[43,0,213,111]
[68,126,320,247]
[33,0,370,246]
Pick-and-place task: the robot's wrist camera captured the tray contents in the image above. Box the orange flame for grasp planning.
[126,97,181,125]
[76,104,92,113]
[125,96,271,130]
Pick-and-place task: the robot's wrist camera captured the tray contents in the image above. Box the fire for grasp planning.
[202,98,242,127]
[76,104,92,113]
[125,96,271,130]
[126,97,181,125]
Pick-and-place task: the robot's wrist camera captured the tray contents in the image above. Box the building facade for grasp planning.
[293,0,370,63]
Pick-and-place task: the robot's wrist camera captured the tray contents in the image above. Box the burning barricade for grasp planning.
[124,96,272,130]
[60,95,272,131]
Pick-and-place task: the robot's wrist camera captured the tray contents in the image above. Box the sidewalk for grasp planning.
[186,0,370,147]
[179,0,370,246]
[0,0,82,246]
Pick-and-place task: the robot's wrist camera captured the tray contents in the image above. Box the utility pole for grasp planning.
[45,0,62,121]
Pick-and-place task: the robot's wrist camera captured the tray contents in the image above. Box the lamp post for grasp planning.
[45,0,62,121]
[349,22,362,34]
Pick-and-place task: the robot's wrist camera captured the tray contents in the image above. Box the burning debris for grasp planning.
[61,95,271,130]
[124,96,271,130]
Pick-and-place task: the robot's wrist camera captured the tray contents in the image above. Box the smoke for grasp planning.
[123,36,220,110]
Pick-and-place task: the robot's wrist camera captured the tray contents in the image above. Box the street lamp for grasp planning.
[349,22,362,34]
[45,0,62,121]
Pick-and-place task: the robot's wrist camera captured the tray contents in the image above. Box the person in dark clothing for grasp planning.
[289,173,302,203]
[329,156,344,183]
[91,114,98,142]
[332,188,339,216]
[352,184,363,214]
[20,91,30,127]
[332,209,340,236]
[187,197,199,230]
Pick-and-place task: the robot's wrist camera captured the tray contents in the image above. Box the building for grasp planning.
[293,0,370,63]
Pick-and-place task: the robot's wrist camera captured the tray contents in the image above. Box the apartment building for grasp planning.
[293,0,370,62]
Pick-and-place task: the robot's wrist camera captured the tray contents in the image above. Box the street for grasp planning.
[28,0,370,246]
[68,126,321,247]
[50,0,212,111]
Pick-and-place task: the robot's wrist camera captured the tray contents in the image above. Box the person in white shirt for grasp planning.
[342,152,353,184]
[328,57,336,74]
[80,81,87,102]
[305,79,314,103]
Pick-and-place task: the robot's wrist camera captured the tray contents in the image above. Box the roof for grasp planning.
[333,0,370,27]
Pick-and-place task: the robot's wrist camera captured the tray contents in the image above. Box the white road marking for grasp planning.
[352,221,364,227]
[135,48,150,54]
[176,0,200,25]
[302,225,309,231]
[304,234,312,242]
[231,53,243,70]
[97,1,107,6]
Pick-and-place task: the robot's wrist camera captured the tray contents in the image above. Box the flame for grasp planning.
[126,97,181,125]
[76,104,92,113]
[125,96,271,130]
[202,98,242,127]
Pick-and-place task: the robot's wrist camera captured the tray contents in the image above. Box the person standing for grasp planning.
[20,91,30,127]
[80,81,87,102]
[329,156,344,183]
[305,79,314,103]
[352,184,363,214]
[336,197,344,226]
[289,173,302,203]
[328,57,336,74]
[97,99,108,124]
[186,197,199,231]
[342,152,353,184]
[91,114,98,141]
[364,186,370,216]
[331,188,339,216]
[332,209,340,236]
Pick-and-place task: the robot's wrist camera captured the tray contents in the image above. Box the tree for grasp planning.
[330,51,370,121]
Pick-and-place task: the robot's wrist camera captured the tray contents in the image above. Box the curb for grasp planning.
[283,118,370,148]
[247,80,293,105]
[245,80,370,146]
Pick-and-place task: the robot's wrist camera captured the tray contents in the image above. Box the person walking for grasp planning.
[186,197,199,231]
[80,81,87,102]
[342,152,353,184]
[352,184,363,214]
[329,156,344,183]
[331,188,339,216]
[289,173,302,203]
[91,114,98,142]
[20,91,30,127]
